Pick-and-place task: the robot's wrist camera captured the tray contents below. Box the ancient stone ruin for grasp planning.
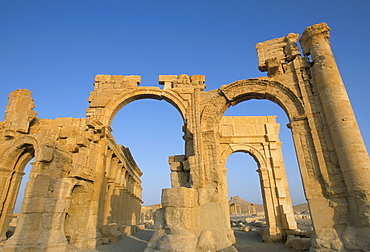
[0,23,369,251]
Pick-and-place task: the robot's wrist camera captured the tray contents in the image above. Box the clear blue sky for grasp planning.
[1,1,369,208]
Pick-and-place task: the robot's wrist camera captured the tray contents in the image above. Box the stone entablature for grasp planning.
[0,23,369,251]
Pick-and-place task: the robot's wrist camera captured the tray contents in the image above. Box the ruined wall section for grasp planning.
[3,89,37,136]
[0,90,143,251]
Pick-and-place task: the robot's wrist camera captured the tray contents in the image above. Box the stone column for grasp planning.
[300,23,370,227]
[258,166,281,241]
[117,186,124,226]
[124,191,130,225]
[252,204,256,215]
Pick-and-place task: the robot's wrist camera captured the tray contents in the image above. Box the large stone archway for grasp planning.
[86,75,189,126]
[0,23,369,251]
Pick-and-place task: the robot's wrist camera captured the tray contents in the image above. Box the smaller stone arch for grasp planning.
[0,136,38,242]
[219,116,297,242]
[220,144,267,170]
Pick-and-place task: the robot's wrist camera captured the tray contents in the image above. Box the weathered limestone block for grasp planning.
[197,187,220,206]
[107,223,121,242]
[197,229,220,250]
[23,174,50,198]
[37,145,54,162]
[157,232,198,252]
[4,89,37,135]
[342,225,370,251]
[190,75,206,85]
[286,235,311,251]
[164,207,192,231]
[158,75,178,89]
[94,74,141,89]
[35,229,67,248]
[312,227,343,251]
[256,33,300,76]
[76,135,89,147]
[120,225,134,236]
[161,187,195,208]
[168,155,191,188]
[101,237,109,244]
[158,74,205,90]
[89,75,142,108]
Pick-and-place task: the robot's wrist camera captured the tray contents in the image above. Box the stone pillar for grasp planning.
[290,118,344,250]
[0,170,24,242]
[145,187,198,252]
[230,203,237,214]
[4,89,37,135]
[247,204,257,215]
[122,191,128,225]
[300,23,370,228]
[258,167,280,241]
[103,182,114,225]
[117,186,124,226]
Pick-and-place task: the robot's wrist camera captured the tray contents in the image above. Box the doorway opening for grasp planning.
[0,145,35,242]
[224,99,306,205]
[110,98,184,230]
[222,99,310,243]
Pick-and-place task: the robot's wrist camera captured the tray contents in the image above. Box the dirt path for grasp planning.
[88,227,296,252]
[233,229,295,252]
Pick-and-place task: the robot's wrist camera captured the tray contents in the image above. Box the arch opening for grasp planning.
[105,89,187,126]
[223,99,306,205]
[108,98,185,231]
[227,151,263,210]
[220,98,308,243]
[0,144,35,242]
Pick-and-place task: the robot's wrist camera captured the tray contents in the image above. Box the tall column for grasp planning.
[300,23,370,227]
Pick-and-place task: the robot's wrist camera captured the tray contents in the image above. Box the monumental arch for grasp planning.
[0,23,369,251]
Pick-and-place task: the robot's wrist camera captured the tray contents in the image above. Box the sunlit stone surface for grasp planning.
[0,23,369,251]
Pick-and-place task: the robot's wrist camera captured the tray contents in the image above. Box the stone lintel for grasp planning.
[158,74,206,89]
[94,74,141,88]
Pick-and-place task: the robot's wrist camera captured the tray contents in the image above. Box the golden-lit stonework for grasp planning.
[0,23,369,251]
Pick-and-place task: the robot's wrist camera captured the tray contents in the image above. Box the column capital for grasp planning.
[299,22,331,55]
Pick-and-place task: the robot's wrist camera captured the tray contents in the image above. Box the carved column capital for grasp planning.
[300,22,331,55]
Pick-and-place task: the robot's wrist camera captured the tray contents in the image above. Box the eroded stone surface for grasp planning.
[0,23,369,251]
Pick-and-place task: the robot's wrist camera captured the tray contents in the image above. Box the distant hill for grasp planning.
[293,203,309,213]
